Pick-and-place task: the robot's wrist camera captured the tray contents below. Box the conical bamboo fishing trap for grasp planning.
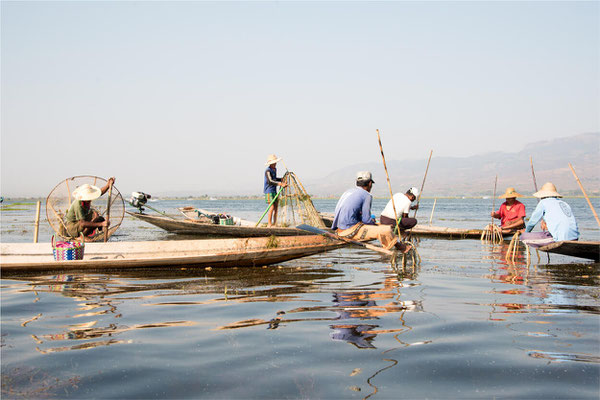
[276,172,326,229]
[46,175,125,241]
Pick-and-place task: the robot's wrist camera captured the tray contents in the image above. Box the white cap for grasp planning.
[408,187,420,197]
[356,171,374,183]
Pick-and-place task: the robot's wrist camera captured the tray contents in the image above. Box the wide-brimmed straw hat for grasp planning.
[265,154,282,166]
[72,184,101,201]
[498,187,523,199]
[533,182,562,198]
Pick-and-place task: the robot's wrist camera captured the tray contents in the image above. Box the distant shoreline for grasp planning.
[2,195,598,202]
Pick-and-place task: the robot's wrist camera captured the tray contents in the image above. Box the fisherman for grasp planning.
[379,187,420,236]
[491,187,526,234]
[520,182,579,247]
[64,178,115,238]
[263,154,287,227]
[331,171,411,253]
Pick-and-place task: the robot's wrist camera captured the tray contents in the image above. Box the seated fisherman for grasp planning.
[64,178,115,238]
[379,187,419,235]
[491,187,526,233]
[332,171,411,253]
[520,182,579,247]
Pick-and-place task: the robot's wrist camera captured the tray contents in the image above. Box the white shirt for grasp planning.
[381,193,412,219]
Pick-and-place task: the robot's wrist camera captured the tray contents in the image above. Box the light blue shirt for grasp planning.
[331,187,375,230]
[525,197,579,241]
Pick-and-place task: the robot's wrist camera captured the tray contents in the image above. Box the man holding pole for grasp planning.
[379,187,419,236]
[331,171,411,253]
[263,154,287,227]
[64,177,115,238]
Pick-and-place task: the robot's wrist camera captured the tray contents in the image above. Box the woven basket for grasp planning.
[52,235,85,261]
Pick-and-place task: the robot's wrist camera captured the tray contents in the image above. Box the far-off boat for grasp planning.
[0,235,347,273]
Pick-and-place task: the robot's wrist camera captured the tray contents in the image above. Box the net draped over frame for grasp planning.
[46,176,125,241]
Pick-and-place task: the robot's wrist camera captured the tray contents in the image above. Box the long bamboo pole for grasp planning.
[568,163,600,228]
[428,198,437,225]
[376,129,399,233]
[491,175,498,227]
[33,201,41,243]
[412,150,433,219]
[104,181,113,243]
[530,156,539,193]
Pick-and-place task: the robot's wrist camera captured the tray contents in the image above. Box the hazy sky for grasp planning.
[2,1,598,197]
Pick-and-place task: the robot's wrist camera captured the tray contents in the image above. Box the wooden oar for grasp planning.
[296,224,394,256]
[569,163,600,228]
[375,129,400,233]
[104,181,113,243]
[256,185,285,227]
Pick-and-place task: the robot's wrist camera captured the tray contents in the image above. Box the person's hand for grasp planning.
[490,211,495,218]
[280,182,288,188]
[411,204,419,210]
[107,177,116,185]
[541,220,547,231]
[102,220,110,228]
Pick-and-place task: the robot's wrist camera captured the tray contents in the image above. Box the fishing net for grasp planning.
[276,172,326,228]
[46,176,125,241]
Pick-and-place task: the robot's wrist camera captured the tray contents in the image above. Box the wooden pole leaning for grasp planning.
[376,129,400,233]
[428,198,437,225]
[569,163,600,228]
[530,156,539,193]
[412,150,433,219]
[104,181,113,243]
[33,200,41,243]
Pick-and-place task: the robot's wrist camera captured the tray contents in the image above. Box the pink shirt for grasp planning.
[497,200,526,227]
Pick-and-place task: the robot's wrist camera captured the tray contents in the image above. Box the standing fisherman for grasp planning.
[263,154,287,227]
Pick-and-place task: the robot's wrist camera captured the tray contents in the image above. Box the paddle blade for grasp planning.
[296,224,325,235]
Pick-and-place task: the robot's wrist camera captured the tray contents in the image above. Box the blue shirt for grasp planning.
[331,187,375,230]
[263,167,281,194]
[525,197,579,241]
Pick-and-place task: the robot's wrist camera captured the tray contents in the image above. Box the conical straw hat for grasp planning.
[498,187,522,199]
[533,182,562,198]
[265,154,282,166]
[72,184,102,201]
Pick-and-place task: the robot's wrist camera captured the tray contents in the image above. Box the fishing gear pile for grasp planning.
[276,172,326,229]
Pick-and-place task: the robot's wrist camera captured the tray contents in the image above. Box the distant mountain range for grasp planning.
[304,133,600,197]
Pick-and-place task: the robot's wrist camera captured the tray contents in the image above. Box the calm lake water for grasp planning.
[1,197,599,399]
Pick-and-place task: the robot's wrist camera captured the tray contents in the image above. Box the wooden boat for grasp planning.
[128,211,320,237]
[0,235,346,273]
[536,241,600,262]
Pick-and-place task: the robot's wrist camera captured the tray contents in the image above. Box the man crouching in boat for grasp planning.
[520,182,579,247]
[379,187,419,238]
[64,178,115,238]
[491,187,526,234]
[331,171,411,254]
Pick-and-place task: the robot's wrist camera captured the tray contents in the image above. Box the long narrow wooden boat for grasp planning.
[0,235,346,273]
[536,241,600,262]
[128,212,318,237]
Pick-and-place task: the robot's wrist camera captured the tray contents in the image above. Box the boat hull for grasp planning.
[0,235,346,273]
[128,212,318,237]
[537,240,600,262]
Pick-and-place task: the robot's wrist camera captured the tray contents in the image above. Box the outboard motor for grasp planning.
[129,192,151,213]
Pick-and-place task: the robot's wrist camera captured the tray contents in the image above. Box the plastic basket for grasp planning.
[52,235,85,261]
[219,217,234,225]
